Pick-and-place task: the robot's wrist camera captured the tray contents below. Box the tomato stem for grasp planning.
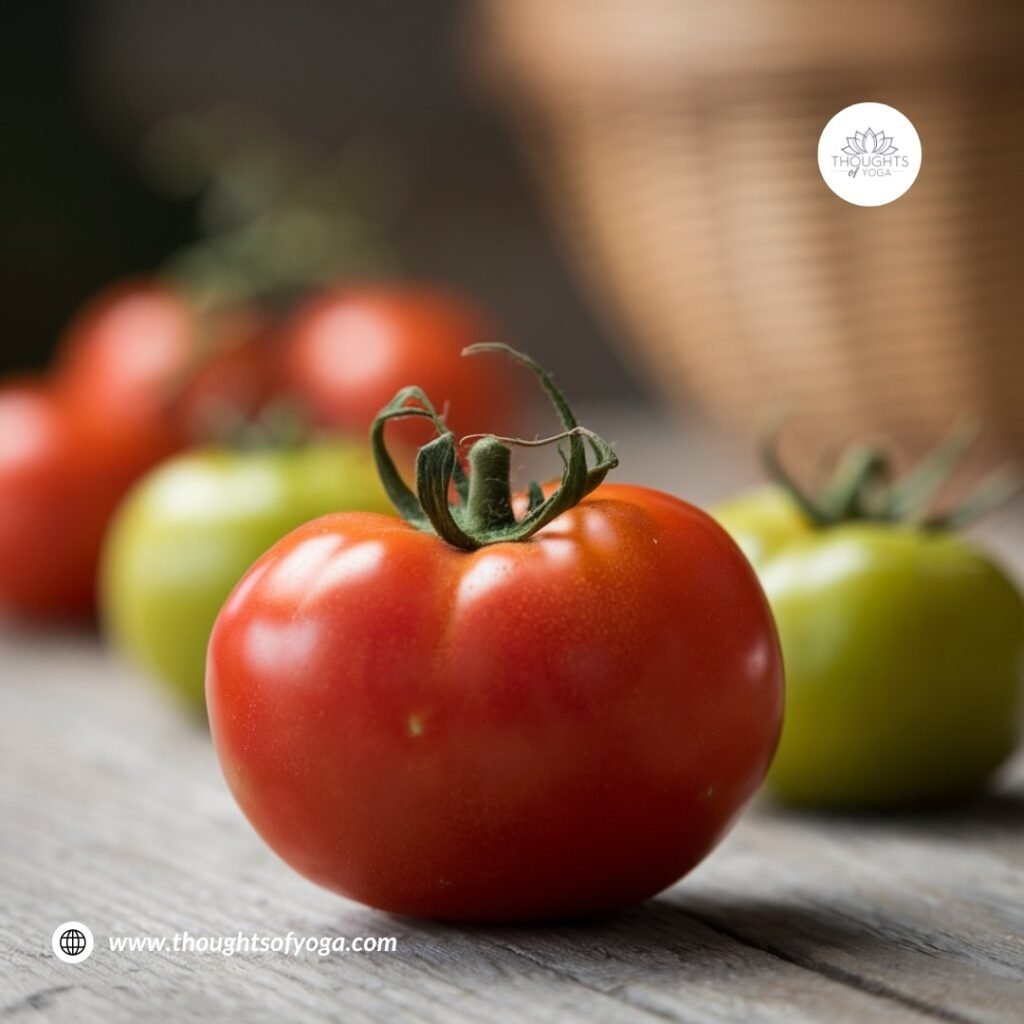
[464,437,516,533]
[818,446,891,520]
[370,345,618,550]
[762,419,1020,529]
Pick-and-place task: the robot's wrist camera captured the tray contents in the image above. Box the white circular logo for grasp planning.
[818,102,922,206]
[52,921,94,964]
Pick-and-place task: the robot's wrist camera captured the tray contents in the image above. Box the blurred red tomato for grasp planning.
[282,285,518,447]
[54,278,278,454]
[0,280,280,621]
[0,382,155,619]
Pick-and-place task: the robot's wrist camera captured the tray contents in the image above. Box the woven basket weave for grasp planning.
[477,0,1024,466]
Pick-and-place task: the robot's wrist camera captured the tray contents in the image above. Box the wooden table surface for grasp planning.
[3,412,1024,1023]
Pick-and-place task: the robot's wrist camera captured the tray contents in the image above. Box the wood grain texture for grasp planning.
[2,410,1023,1023]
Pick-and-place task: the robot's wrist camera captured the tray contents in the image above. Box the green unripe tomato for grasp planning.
[101,441,392,712]
[716,487,1024,809]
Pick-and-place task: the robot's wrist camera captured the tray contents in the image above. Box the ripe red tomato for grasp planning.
[0,383,150,619]
[207,347,781,921]
[282,285,518,446]
[54,278,278,453]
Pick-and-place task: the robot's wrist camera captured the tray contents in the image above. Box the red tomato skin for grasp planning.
[54,278,277,453]
[282,285,519,447]
[207,484,783,922]
[0,383,146,619]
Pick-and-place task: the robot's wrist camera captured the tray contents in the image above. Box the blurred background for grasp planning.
[3,0,1024,460]
[0,1,639,400]
[4,0,1024,979]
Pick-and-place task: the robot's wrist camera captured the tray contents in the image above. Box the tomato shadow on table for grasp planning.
[353,893,891,988]
[654,892,909,966]
[763,780,1024,837]
[0,617,99,642]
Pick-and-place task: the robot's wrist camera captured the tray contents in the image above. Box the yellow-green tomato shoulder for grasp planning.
[713,486,810,570]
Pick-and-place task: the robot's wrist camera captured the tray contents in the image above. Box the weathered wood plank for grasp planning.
[3,631,1022,1024]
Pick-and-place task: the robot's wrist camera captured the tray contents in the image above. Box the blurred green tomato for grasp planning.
[101,442,392,712]
[716,487,1024,808]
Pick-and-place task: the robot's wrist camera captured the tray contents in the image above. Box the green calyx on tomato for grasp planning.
[371,343,618,550]
[761,418,1020,531]
[716,422,1024,811]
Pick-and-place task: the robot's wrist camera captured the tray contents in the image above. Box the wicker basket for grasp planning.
[476,0,1024,467]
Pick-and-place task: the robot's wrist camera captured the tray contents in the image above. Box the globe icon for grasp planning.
[59,928,86,957]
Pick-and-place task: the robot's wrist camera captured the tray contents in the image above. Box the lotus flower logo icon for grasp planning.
[842,128,898,157]
[818,102,921,206]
